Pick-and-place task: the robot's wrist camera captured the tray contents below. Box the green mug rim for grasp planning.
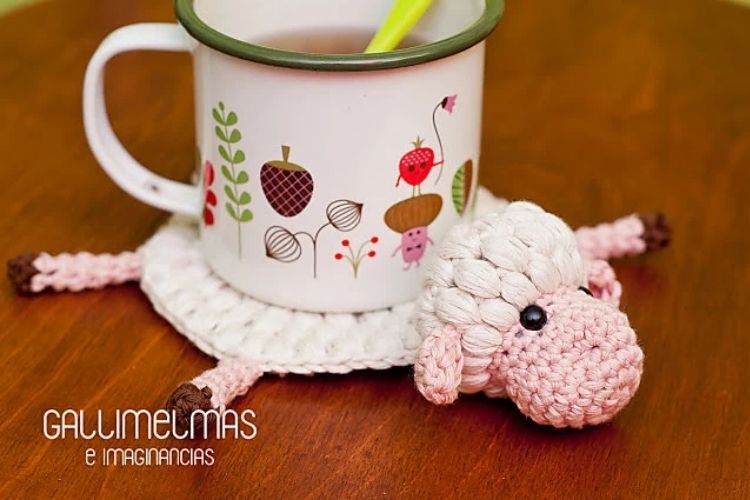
[175,0,504,71]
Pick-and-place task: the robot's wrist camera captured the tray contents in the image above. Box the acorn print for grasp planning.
[384,194,443,235]
[261,145,314,218]
[384,194,443,270]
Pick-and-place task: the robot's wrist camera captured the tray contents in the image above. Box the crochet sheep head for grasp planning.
[414,201,644,428]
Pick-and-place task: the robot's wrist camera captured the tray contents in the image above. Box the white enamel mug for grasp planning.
[84,0,504,313]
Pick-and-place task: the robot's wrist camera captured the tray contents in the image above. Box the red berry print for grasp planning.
[394,95,457,193]
[396,137,437,189]
[202,160,216,226]
[203,207,214,226]
[203,160,215,188]
[334,236,379,278]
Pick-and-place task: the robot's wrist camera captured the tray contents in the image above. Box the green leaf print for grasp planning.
[212,108,225,125]
[226,202,237,220]
[228,130,242,143]
[219,145,231,163]
[221,165,235,183]
[215,126,229,142]
[235,171,249,184]
[213,102,253,258]
[225,185,239,204]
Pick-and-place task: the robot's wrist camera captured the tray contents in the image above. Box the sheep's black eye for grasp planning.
[520,305,547,331]
[578,286,593,296]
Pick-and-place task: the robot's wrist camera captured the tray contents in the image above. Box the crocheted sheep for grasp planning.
[8,196,668,430]
[414,201,659,428]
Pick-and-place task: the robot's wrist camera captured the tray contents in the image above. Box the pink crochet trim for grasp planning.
[575,215,646,260]
[30,252,141,293]
[192,359,263,410]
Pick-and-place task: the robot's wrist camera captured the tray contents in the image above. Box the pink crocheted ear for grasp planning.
[584,259,622,307]
[414,325,464,405]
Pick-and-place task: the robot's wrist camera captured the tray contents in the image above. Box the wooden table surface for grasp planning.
[1,0,749,498]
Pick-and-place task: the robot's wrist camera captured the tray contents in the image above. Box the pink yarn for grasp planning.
[415,285,643,429]
[584,259,622,307]
[575,215,646,260]
[191,359,263,410]
[10,205,665,428]
[413,325,463,405]
[498,288,642,428]
[29,251,141,293]
[414,203,655,428]
[18,216,647,295]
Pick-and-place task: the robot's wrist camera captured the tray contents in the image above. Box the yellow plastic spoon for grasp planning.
[365,0,434,54]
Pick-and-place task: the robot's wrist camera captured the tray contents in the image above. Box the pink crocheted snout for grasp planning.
[495,288,644,428]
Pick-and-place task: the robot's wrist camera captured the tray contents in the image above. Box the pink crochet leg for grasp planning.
[7,251,141,294]
[166,359,263,429]
[575,213,670,261]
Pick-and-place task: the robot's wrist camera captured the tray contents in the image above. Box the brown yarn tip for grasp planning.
[7,253,42,294]
[166,383,214,431]
[638,213,671,252]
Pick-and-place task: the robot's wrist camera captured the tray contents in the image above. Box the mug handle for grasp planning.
[83,23,200,216]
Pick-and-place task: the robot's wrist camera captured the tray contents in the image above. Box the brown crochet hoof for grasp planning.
[7,253,41,294]
[166,383,214,431]
[638,213,671,252]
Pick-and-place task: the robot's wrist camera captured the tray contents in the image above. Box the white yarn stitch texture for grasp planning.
[416,202,588,395]
[413,201,643,427]
[140,188,508,375]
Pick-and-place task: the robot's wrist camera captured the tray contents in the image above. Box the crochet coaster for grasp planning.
[140,187,508,375]
[8,187,670,427]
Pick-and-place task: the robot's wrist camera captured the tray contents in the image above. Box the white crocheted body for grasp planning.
[139,188,508,375]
